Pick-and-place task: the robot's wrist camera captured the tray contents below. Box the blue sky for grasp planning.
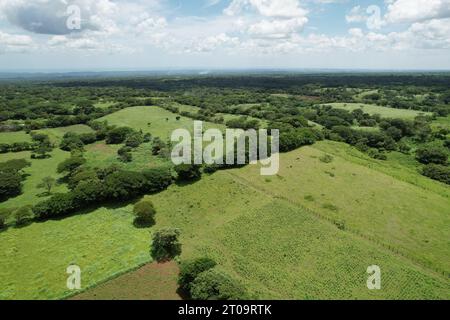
[0,0,449,71]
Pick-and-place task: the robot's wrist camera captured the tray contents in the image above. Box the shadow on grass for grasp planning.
[175,177,201,187]
[34,197,141,224]
[133,218,155,229]
[176,287,191,300]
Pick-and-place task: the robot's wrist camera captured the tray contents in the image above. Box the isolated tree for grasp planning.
[133,199,156,226]
[178,258,217,294]
[151,228,181,262]
[37,177,56,195]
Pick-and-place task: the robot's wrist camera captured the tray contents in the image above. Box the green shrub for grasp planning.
[416,146,448,165]
[13,206,34,226]
[319,154,334,163]
[175,164,202,181]
[133,200,156,226]
[190,269,247,300]
[422,164,450,185]
[151,228,181,262]
[178,258,217,293]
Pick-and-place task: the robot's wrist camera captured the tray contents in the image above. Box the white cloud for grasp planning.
[248,17,308,38]
[346,5,366,23]
[385,0,450,24]
[0,31,34,53]
[224,0,308,18]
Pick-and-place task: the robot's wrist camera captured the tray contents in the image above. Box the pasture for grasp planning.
[33,124,94,144]
[99,106,226,139]
[0,205,150,300]
[0,149,70,210]
[0,141,449,299]
[324,103,432,119]
[0,131,31,144]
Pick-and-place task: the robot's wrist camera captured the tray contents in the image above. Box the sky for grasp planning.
[0,0,449,71]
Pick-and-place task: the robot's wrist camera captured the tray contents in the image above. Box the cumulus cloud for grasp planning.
[224,0,308,18]
[0,0,119,35]
[384,0,450,24]
[0,31,34,53]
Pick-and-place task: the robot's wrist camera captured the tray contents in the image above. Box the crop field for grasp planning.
[99,106,226,139]
[324,103,432,119]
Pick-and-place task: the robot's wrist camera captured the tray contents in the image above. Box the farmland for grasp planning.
[0,73,449,300]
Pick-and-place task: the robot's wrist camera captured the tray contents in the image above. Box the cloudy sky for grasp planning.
[0,0,449,71]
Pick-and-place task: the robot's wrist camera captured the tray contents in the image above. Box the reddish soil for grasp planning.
[70,261,182,300]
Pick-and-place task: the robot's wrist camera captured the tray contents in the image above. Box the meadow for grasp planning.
[324,103,432,119]
[0,131,31,144]
[1,143,448,299]
[0,149,70,210]
[99,106,226,139]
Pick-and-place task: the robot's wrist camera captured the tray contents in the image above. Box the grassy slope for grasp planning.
[99,106,226,139]
[33,124,94,144]
[231,142,450,275]
[0,149,70,210]
[84,142,170,171]
[0,131,31,144]
[0,144,449,299]
[325,103,432,119]
[149,169,449,299]
[0,206,150,300]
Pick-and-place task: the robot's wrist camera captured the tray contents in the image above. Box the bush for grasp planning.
[190,269,247,300]
[279,128,316,153]
[133,200,156,226]
[0,171,23,200]
[422,164,450,185]
[416,147,448,165]
[151,228,182,262]
[175,164,202,181]
[106,127,134,144]
[13,206,34,226]
[178,258,217,294]
[141,167,174,192]
[57,156,86,175]
[125,132,143,148]
[33,193,76,219]
[103,170,146,200]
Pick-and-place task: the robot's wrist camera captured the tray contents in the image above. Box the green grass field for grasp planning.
[0,206,150,300]
[0,149,70,210]
[84,142,170,171]
[324,103,432,119]
[33,125,94,144]
[2,141,448,299]
[0,131,31,144]
[99,106,226,139]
